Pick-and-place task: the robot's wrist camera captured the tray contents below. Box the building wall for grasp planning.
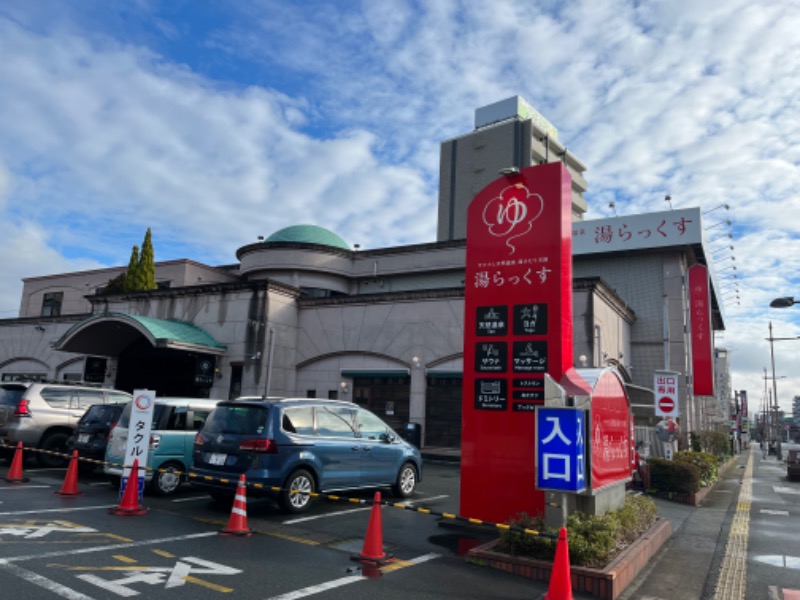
[437,117,589,242]
[574,252,699,430]
[19,260,238,319]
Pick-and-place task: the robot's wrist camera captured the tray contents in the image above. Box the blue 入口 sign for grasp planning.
[536,408,586,493]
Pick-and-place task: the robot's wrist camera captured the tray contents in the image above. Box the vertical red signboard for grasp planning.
[460,163,573,524]
[688,264,714,396]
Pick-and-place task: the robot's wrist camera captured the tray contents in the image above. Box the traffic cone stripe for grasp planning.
[109,459,148,516]
[219,474,253,536]
[351,491,395,566]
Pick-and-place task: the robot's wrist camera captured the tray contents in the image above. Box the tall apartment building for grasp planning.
[438,96,589,241]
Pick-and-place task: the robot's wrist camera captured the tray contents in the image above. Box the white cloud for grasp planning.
[1,1,800,412]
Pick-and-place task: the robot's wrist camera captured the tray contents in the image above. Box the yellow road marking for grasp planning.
[184,575,234,592]
[153,549,175,558]
[112,555,137,563]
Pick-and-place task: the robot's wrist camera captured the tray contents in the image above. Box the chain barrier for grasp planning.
[0,441,555,540]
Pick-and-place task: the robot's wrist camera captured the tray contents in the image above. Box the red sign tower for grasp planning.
[460,163,574,523]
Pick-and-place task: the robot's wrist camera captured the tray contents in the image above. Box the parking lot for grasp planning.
[0,457,546,600]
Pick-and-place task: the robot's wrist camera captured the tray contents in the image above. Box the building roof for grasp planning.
[266,225,349,250]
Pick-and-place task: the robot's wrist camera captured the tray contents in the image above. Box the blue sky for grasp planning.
[1,1,799,412]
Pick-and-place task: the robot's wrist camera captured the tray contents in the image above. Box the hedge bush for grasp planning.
[496,494,657,568]
[648,456,701,494]
[690,429,730,459]
[674,450,718,487]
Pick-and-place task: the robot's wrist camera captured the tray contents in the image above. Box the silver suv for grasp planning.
[0,381,132,468]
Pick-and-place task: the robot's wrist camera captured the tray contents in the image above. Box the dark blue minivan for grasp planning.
[189,398,422,513]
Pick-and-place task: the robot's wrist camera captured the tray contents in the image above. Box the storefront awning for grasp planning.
[53,312,227,356]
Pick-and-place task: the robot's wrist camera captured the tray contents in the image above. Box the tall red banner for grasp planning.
[689,264,715,396]
[460,163,573,524]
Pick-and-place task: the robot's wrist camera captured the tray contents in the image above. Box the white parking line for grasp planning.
[264,553,440,600]
[282,494,451,525]
[0,531,218,564]
[0,485,52,490]
[761,509,790,516]
[265,575,364,599]
[0,561,96,600]
[0,505,112,516]
[284,506,371,524]
[171,495,214,503]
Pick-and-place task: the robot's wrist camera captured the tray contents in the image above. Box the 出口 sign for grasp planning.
[654,371,680,418]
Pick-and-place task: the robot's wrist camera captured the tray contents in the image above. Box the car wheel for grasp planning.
[280,469,315,514]
[37,432,71,468]
[392,462,417,498]
[150,463,183,497]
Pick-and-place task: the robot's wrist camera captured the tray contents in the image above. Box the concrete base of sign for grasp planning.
[545,481,629,529]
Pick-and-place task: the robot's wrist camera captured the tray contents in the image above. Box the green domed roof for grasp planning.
[265,225,349,250]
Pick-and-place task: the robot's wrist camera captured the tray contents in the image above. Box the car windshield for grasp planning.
[117,404,168,428]
[80,404,124,426]
[203,404,270,435]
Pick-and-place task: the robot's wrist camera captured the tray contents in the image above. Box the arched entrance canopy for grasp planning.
[53,312,226,357]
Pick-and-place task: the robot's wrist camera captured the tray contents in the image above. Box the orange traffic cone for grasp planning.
[545,527,573,600]
[351,491,394,565]
[108,459,148,515]
[55,450,83,496]
[219,474,253,536]
[4,442,28,483]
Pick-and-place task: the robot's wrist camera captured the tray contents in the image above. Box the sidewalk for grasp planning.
[617,449,751,599]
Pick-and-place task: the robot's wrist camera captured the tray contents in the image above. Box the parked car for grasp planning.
[67,403,128,472]
[104,397,221,496]
[0,381,132,467]
[189,397,422,513]
[788,450,800,481]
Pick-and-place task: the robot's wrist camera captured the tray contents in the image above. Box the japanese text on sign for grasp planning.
[536,408,586,493]
[121,389,155,502]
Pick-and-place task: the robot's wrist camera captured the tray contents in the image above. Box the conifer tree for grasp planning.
[139,228,157,290]
[123,245,140,292]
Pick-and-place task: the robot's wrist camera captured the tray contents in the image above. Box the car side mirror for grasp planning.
[380,432,396,443]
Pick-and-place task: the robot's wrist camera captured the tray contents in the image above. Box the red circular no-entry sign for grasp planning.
[658,396,675,413]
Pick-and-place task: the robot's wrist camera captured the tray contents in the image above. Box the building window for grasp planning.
[327,390,339,400]
[41,292,63,317]
[306,390,317,398]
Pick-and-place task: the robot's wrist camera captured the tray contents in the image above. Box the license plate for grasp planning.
[209,453,227,466]
[78,434,90,444]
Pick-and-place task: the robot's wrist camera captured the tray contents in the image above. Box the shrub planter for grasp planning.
[466,517,672,600]
[647,456,737,506]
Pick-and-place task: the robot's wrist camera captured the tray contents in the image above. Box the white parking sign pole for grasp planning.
[120,389,155,502]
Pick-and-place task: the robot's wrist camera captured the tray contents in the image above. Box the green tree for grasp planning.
[123,245,140,292]
[103,272,127,294]
[139,228,157,290]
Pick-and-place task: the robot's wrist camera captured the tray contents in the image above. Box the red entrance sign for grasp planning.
[658,396,675,414]
[461,163,573,524]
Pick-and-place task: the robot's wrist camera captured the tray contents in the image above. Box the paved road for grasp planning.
[0,461,570,600]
